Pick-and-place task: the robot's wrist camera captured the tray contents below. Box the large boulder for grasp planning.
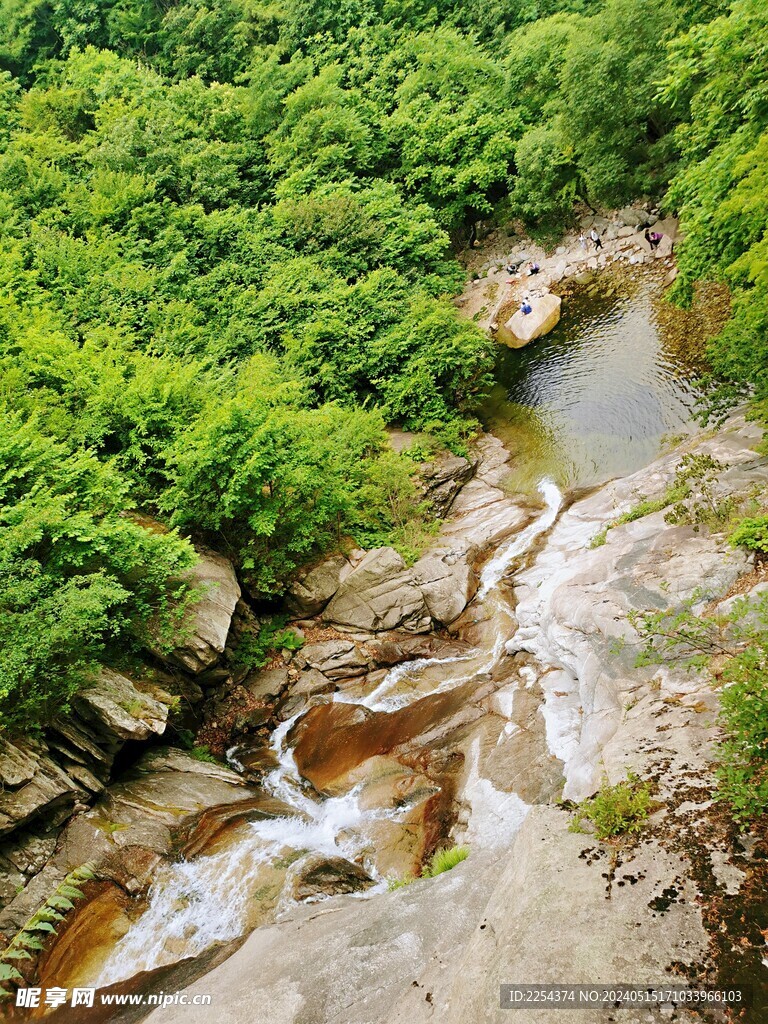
[298,640,369,680]
[322,548,431,633]
[0,739,85,840]
[417,455,476,517]
[286,554,352,616]
[288,669,336,698]
[499,293,561,347]
[411,553,479,625]
[285,853,375,902]
[245,667,290,701]
[155,550,240,674]
[74,669,170,744]
[617,205,652,228]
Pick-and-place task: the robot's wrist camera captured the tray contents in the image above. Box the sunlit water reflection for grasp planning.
[482,269,706,492]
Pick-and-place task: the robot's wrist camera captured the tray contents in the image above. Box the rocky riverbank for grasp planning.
[456,203,680,337]
[0,429,545,1004]
[140,414,768,1024]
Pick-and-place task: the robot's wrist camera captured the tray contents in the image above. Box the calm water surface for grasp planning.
[481,268,706,492]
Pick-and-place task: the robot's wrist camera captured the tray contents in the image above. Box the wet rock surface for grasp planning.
[510,414,768,802]
[140,414,768,1024]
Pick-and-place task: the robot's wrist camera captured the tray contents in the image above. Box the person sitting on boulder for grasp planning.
[520,298,533,315]
[506,260,523,276]
[527,261,540,275]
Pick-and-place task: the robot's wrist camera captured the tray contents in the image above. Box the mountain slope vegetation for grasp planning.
[0,0,766,731]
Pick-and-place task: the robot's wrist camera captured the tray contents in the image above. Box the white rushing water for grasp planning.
[94,479,562,989]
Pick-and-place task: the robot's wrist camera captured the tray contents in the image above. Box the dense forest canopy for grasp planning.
[0,0,767,731]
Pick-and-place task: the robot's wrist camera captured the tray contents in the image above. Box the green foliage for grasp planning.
[569,774,655,840]
[662,453,734,531]
[628,595,732,671]
[660,0,768,415]
[386,844,468,889]
[422,844,469,877]
[589,483,687,548]
[229,617,304,670]
[716,642,768,824]
[348,450,437,563]
[589,452,737,548]
[628,588,768,825]
[729,515,768,554]
[188,744,220,764]
[0,410,196,731]
[0,863,96,998]
[386,873,415,891]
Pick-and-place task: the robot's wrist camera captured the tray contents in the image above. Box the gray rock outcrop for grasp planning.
[498,293,561,347]
[509,414,768,801]
[418,455,477,517]
[155,550,240,674]
[74,668,170,743]
[287,554,352,616]
[0,664,183,845]
[0,740,86,840]
[322,548,431,633]
[411,553,479,625]
[298,640,370,679]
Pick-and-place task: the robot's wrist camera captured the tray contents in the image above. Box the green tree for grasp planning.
[0,410,196,731]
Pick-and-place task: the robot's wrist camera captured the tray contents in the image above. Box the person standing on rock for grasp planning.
[644,229,662,252]
[579,232,587,251]
[590,228,602,251]
[520,298,533,315]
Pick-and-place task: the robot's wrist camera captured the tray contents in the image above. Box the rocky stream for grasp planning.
[3,211,768,1023]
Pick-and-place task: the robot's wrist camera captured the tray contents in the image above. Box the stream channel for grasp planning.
[58,265,707,994]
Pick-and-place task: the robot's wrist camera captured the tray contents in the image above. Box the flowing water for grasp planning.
[92,483,563,989]
[89,267,705,990]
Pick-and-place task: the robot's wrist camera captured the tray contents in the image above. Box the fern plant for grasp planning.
[0,863,96,998]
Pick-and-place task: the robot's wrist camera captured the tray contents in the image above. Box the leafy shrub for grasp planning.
[229,618,304,671]
[716,646,768,825]
[628,590,768,825]
[663,454,734,532]
[589,453,735,549]
[569,774,655,840]
[628,594,734,671]
[729,515,768,554]
[0,412,197,733]
[188,744,219,764]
